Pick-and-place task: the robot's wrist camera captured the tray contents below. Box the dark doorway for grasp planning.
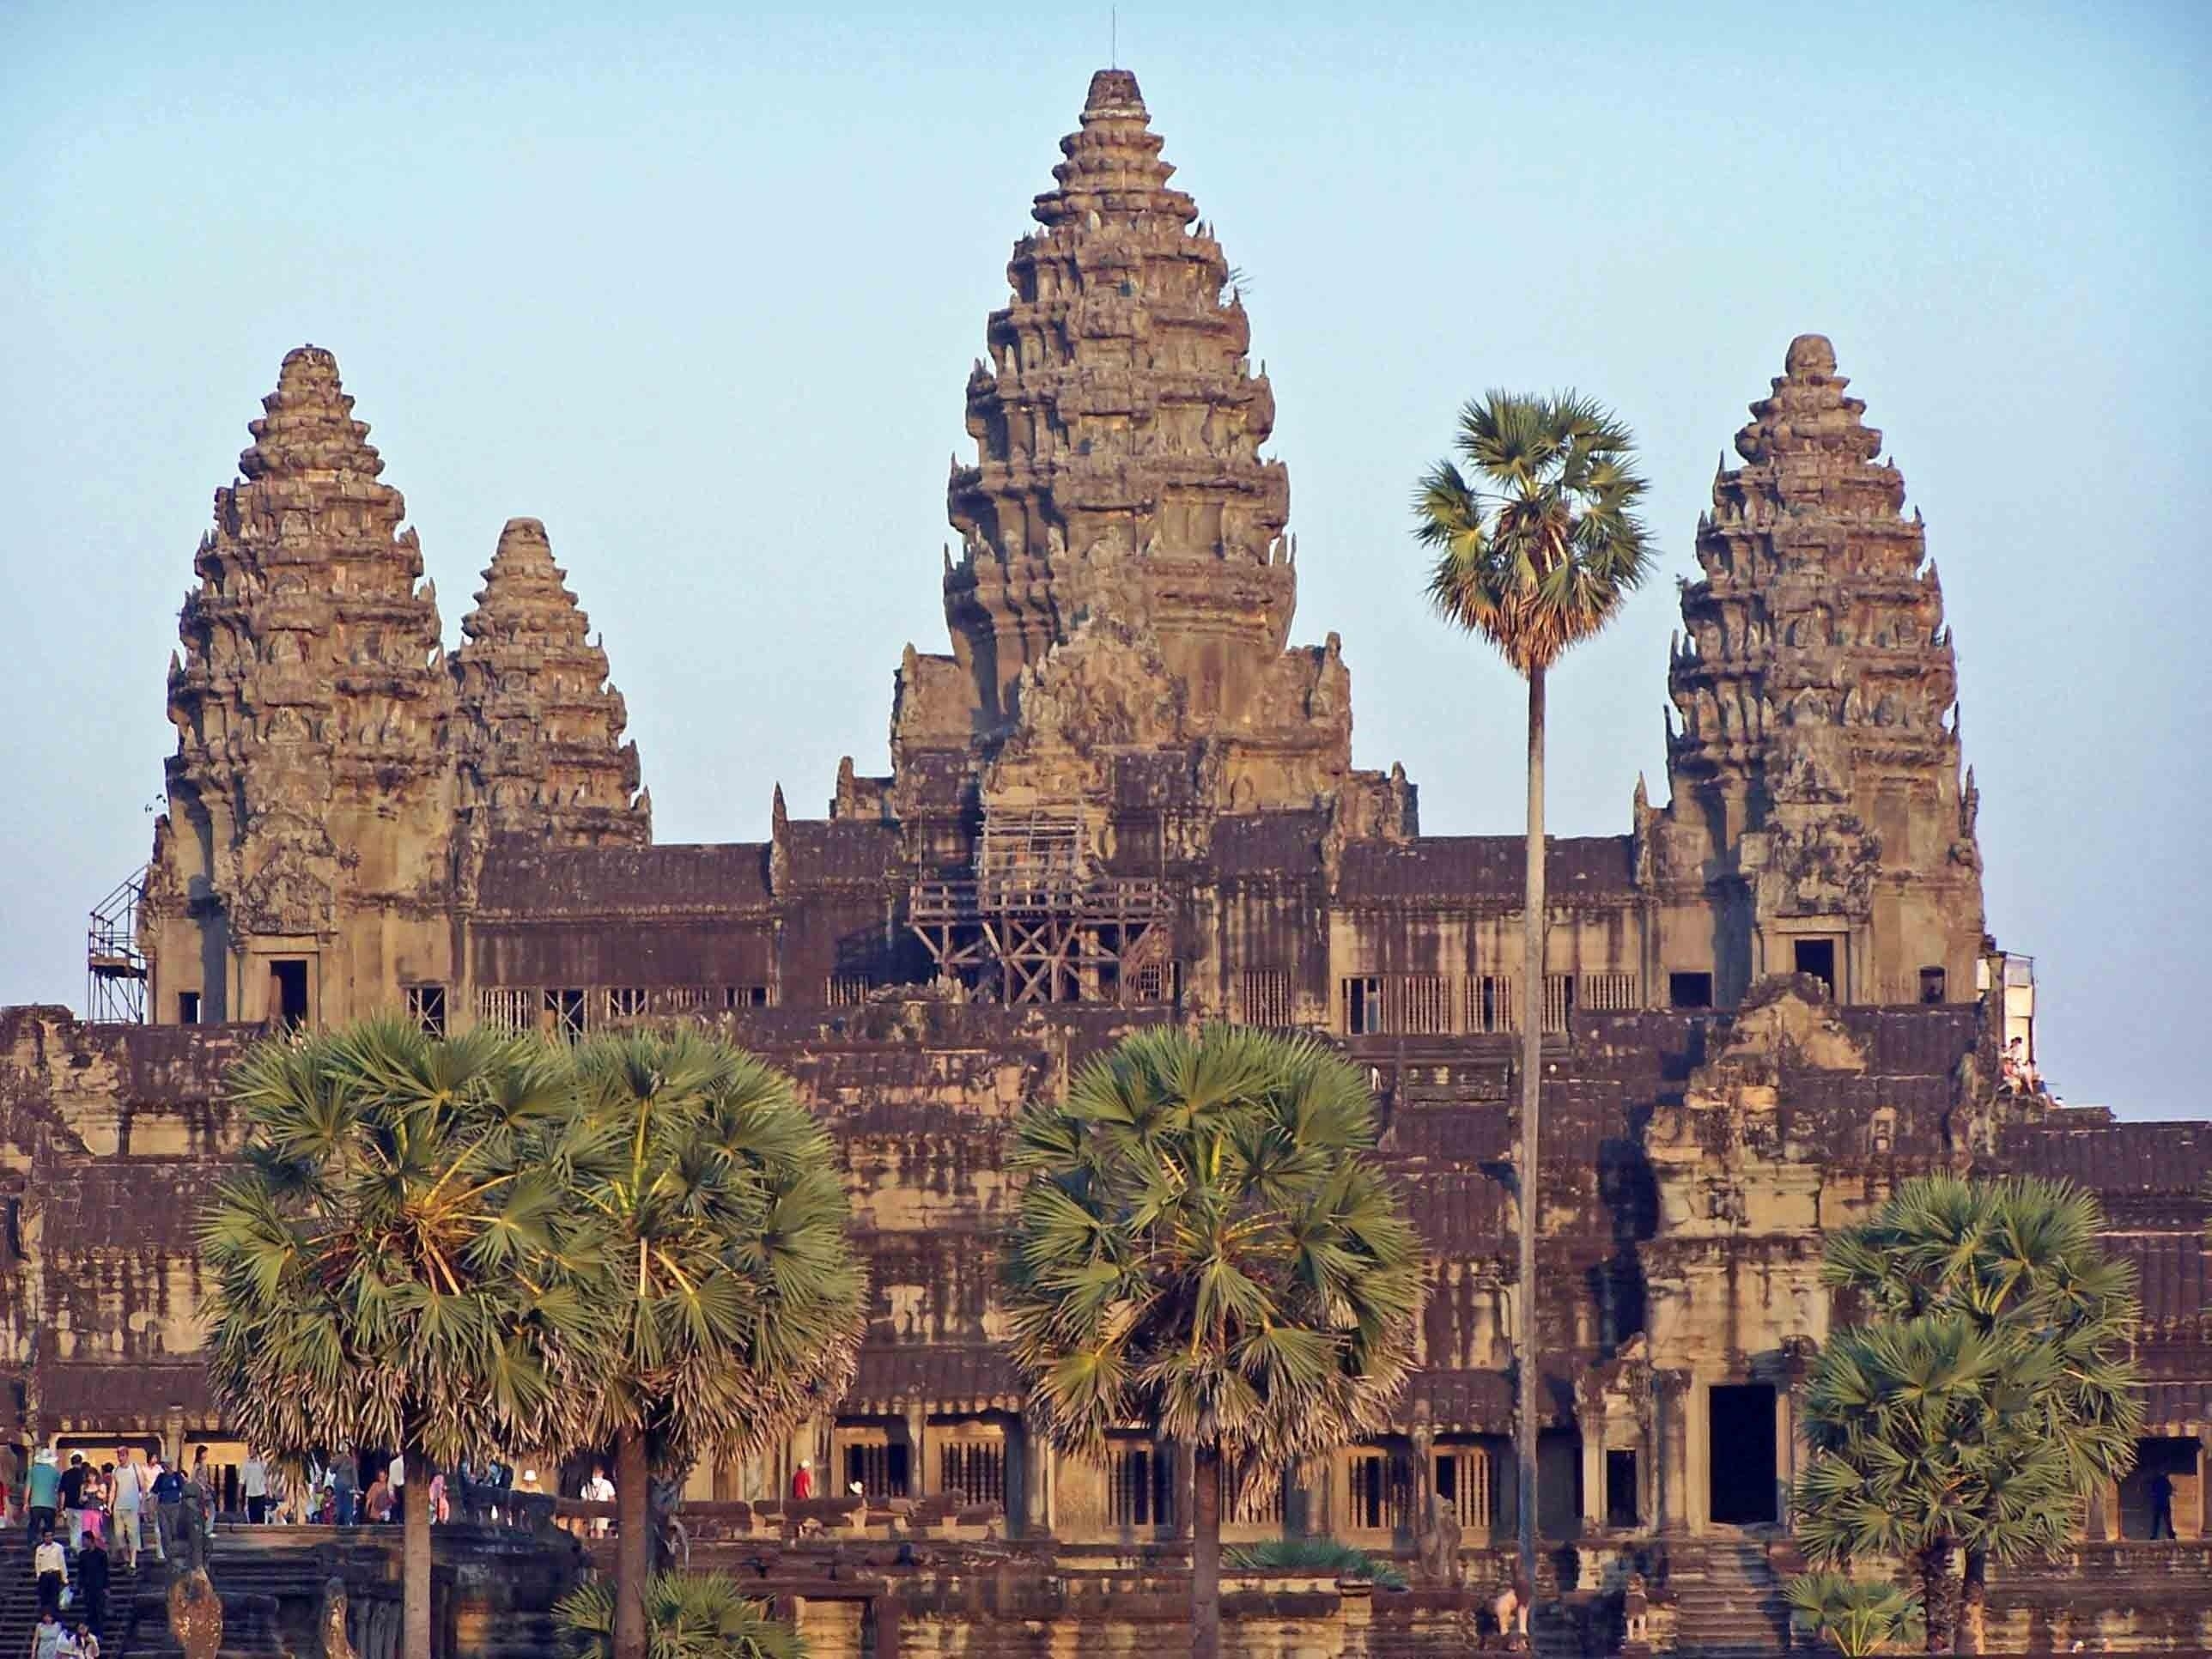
[1708,1383,1778,1525]
[1606,1449,1639,1528]
[270,958,310,1027]
[1537,1428,1583,1540]
[178,990,200,1024]
[1792,939,1837,999]
[1669,971,1714,1010]
[1918,966,1947,1004]
[2119,1437,2199,1539]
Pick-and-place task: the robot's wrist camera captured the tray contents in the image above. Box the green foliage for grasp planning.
[1225,1536,1407,1589]
[1784,1572,1923,1658]
[1002,1024,1424,1483]
[1412,391,1654,677]
[558,1571,805,1659]
[554,1029,867,1476]
[200,1018,603,1467]
[1793,1176,2142,1646]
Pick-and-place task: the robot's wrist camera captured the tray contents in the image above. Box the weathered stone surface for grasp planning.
[3,67,2205,1659]
[451,515,648,848]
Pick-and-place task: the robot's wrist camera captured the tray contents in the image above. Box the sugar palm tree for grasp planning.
[1003,1025,1425,1659]
[1809,1175,2141,1652]
[557,1570,806,1659]
[1413,391,1653,1594]
[1784,1571,1925,1657]
[555,1030,865,1659]
[201,1018,601,1659]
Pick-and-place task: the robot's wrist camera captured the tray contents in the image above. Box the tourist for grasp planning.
[363,1467,394,1525]
[58,1455,86,1552]
[70,1621,100,1659]
[188,1446,212,1514]
[29,1609,64,1659]
[151,1457,185,1561]
[240,1451,268,1525]
[107,1455,141,1571]
[26,1449,58,1542]
[2149,1468,2177,1540]
[33,1529,67,1617]
[584,1465,614,1538]
[76,1528,109,1637]
[330,1450,359,1527]
[790,1459,813,1501]
[428,1467,449,1526]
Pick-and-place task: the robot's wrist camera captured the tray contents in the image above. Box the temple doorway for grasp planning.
[1606,1449,1639,1528]
[2119,1437,2202,1539]
[1708,1383,1778,1525]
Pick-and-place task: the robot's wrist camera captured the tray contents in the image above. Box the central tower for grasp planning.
[942,68,1296,735]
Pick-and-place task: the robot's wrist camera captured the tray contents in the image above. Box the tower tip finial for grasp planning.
[1785,334,1838,377]
[1085,67,1145,117]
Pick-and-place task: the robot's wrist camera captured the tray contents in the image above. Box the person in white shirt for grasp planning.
[240,1454,269,1525]
[33,1533,67,1617]
[109,1452,142,1570]
[583,1466,614,1537]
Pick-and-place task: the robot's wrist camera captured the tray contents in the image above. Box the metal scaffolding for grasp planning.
[87,868,149,1023]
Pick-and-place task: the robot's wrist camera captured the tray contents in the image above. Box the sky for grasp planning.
[1,2,2205,1116]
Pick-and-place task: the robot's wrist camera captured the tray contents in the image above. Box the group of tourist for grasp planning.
[2000,1036,2051,1097]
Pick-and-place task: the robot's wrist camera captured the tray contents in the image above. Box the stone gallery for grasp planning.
[3,68,2208,1654]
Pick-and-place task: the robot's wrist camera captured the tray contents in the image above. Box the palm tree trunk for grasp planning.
[1917,1539,1958,1654]
[1192,1441,1223,1659]
[402,1449,432,1659]
[1960,1545,1988,1654]
[615,1427,652,1659]
[1515,664,1547,1613]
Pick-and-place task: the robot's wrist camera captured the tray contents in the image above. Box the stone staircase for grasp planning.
[1663,1538,1794,1656]
[0,1529,144,1654]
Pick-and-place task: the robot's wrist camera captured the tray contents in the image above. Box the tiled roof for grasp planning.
[476,840,772,914]
[781,821,900,887]
[1337,836,1637,902]
[846,1345,1024,1414]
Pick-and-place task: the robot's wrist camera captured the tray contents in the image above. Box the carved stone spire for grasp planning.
[149,345,453,1015]
[1661,336,1982,1000]
[941,68,1297,738]
[451,517,647,847]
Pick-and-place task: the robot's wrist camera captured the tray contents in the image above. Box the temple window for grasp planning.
[1668,971,1714,1010]
[270,957,311,1028]
[939,1437,1008,1510]
[1401,974,1453,1035]
[1579,971,1639,1012]
[839,1432,910,1501]
[1106,1437,1173,1528]
[602,987,647,1024]
[1918,965,1947,1003]
[825,976,872,1007]
[1469,975,1516,1034]
[1341,976,1382,1035]
[1230,1471,1289,1528]
[1793,937,1839,998]
[1238,969,1290,1026]
[721,985,772,1010]
[1345,1447,1416,1532]
[1434,1446,1494,1529]
[544,988,587,1042]
[478,987,535,1033]
[1542,974,1577,1033]
[405,983,447,1036]
[178,990,201,1024]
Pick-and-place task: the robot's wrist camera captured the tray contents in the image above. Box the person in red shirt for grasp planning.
[789,1460,813,1501]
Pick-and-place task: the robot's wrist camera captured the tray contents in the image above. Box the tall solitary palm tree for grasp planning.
[1413,392,1653,1595]
[1002,1025,1425,1659]
[201,1018,599,1659]
[556,1030,865,1659]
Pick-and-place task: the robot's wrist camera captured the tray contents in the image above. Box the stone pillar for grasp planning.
[1654,1370,1691,1534]
[1410,1419,1435,1525]
[904,1405,932,1498]
[1022,1424,1052,1537]
[1577,1395,1606,1533]
[164,1402,186,1468]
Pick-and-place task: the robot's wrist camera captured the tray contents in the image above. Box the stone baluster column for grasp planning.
[904,1404,932,1499]
[1653,1370,1691,1534]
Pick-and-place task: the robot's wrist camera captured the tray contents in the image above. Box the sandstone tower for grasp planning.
[450,515,649,849]
[1654,334,1984,1006]
[143,346,455,1028]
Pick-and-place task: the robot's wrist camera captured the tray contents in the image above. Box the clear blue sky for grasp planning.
[2,3,2205,1115]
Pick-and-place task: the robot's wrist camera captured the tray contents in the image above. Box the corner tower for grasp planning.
[450,517,649,848]
[1656,335,1984,1006]
[143,346,455,1026]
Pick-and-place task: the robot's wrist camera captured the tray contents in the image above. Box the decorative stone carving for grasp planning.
[319,1576,358,1659]
[450,516,649,847]
[167,1566,223,1659]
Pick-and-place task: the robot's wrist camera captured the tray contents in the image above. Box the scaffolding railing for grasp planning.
[87,868,149,1024]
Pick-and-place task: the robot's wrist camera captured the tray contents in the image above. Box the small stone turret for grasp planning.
[146,345,454,1024]
[451,517,647,848]
[1660,335,1984,1004]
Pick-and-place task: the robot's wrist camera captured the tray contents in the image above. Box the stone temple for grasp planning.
[5,67,2209,1655]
